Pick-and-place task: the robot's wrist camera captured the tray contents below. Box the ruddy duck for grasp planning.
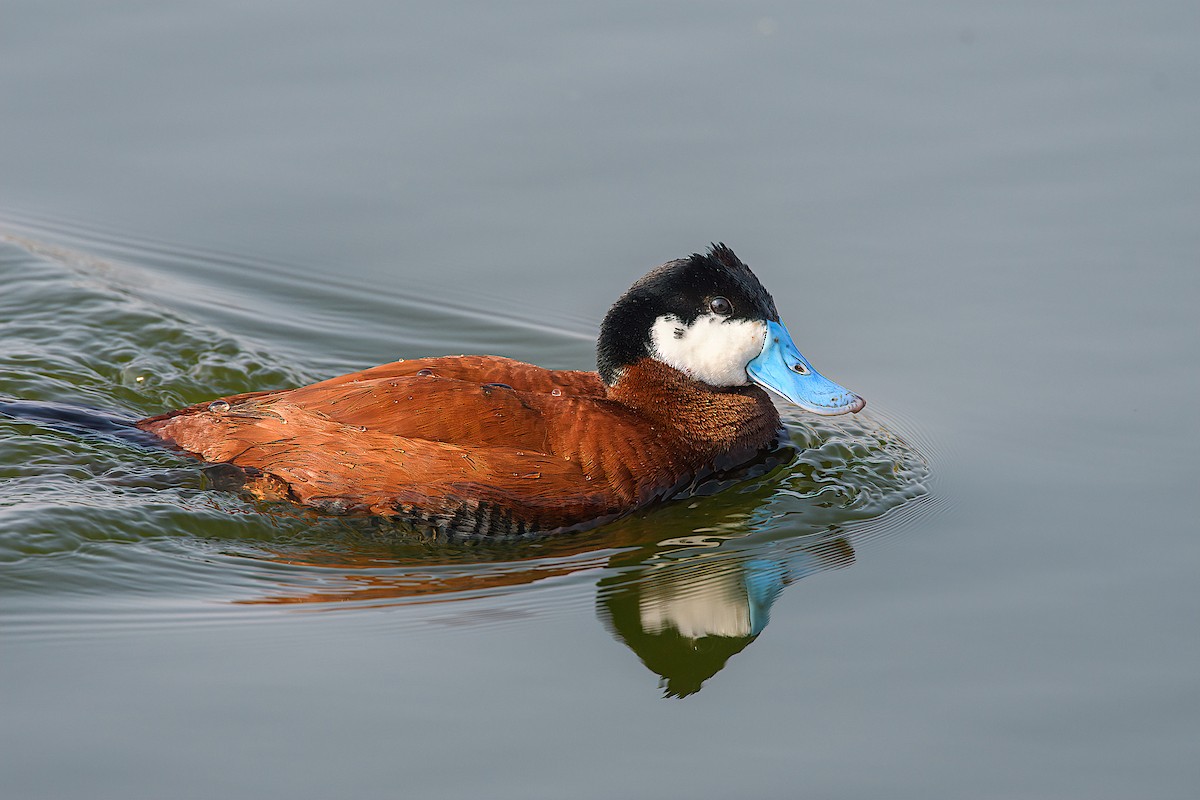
[138,244,864,535]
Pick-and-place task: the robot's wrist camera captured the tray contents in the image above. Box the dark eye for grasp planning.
[709,296,732,316]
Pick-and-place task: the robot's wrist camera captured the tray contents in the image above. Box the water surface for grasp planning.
[2,2,1199,798]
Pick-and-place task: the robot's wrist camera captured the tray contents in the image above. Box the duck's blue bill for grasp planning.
[746,320,865,415]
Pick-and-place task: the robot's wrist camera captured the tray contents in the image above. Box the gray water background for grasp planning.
[2,2,1199,798]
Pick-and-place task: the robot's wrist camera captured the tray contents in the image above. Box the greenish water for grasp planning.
[3,2,1199,799]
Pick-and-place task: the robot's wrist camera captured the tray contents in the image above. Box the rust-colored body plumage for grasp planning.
[138,355,781,535]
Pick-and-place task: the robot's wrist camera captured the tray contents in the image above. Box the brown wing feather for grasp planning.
[141,356,604,451]
[143,400,618,533]
[273,376,554,450]
[287,356,605,397]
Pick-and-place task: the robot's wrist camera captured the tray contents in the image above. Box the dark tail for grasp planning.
[0,398,160,448]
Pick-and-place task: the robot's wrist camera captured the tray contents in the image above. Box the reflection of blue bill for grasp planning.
[743,556,789,637]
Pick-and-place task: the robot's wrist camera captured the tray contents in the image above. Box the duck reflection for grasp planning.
[597,536,853,697]
[230,475,858,695]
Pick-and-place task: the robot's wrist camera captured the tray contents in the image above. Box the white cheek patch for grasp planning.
[649,314,767,387]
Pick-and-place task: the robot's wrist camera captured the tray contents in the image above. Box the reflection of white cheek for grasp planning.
[639,567,752,638]
[649,315,767,386]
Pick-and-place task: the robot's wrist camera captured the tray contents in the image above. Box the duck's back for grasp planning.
[288,355,606,399]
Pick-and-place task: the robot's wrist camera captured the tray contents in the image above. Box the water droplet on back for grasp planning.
[550,388,562,396]
[208,400,230,414]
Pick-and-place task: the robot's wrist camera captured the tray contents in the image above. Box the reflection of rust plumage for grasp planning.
[138,356,780,535]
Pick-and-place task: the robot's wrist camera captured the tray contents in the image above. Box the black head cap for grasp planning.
[596,244,779,385]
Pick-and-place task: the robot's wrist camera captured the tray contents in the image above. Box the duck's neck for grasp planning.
[605,359,781,459]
